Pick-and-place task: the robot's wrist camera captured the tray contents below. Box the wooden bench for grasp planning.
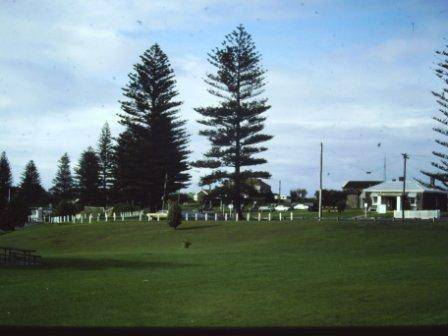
[0,247,42,266]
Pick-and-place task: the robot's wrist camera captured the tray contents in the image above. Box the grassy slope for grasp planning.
[0,219,447,327]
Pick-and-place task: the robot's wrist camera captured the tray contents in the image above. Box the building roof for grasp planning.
[342,180,382,190]
[362,180,447,193]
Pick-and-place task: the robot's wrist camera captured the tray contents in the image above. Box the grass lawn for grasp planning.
[0,219,447,327]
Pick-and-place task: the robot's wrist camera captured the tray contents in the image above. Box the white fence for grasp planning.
[38,210,445,224]
[393,210,440,219]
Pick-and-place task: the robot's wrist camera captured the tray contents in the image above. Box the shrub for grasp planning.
[53,200,80,216]
[336,200,346,213]
[168,201,182,229]
[182,240,192,248]
[111,203,141,213]
[0,198,28,231]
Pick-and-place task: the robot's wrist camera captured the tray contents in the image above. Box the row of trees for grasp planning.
[0,25,273,227]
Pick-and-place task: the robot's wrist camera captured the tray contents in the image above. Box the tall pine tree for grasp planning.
[97,122,114,206]
[118,43,190,210]
[0,151,13,208]
[75,147,100,206]
[419,43,448,189]
[193,25,272,216]
[50,153,74,202]
[112,129,143,205]
[18,160,46,207]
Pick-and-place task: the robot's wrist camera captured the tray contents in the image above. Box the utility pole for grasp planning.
[401,153,409,220]
[162,172,168,211]
[383,154,387,181]
[8,188,11,203]
[278,180,281,203]
[319,142,323,221]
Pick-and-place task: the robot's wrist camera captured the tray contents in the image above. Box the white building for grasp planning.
[361,180,447,214]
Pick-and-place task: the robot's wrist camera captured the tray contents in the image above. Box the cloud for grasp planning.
[370,37,434,63]
[0,0,445,195]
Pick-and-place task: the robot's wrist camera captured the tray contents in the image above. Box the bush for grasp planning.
[53,200,80,216]
[168,201,182,229]
[0,198,28,231]
[111,203,141,213]
[336,200,346,213]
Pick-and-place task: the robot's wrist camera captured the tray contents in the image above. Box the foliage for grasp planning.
[290,188,308,202]
[193,25,272,217]
[167,201,182,229]
[111,203,141,214]
[0,197,28,231]
[116,43,191,210]
[50,153,74,202]
[336,200,347,213]
[419,43,448,189]
[75,147,101,206]
[0,151,13,208]
[53,200,80,216]
[314,189,347,208]
[17,160,47,207]
[98,122,114,206]
[111,129,141,204]
[176,193,194,204]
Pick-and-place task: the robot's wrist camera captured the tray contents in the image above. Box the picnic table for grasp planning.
[0,246,42,266]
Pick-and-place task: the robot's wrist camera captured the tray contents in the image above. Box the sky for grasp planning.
[1,0,448,195]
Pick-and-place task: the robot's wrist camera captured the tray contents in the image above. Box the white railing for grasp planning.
[393,210,440,219]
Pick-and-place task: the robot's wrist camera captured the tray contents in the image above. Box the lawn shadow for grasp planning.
[4,257,200,271]
[178,224,221,231]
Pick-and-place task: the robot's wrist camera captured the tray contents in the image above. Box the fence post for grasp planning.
[89,214,92,223]
[157,214,160,221]
[186,213,189,221]
[247,213,250,221]
[105,214,108,222]
[205,213,208,221]
[121,213,124,221]
[215,213,217,221]
[290,212,293,221]
[195,213,198,221]
[236,213,239,221]
[279,212,282,221]
[258,212,261,221]
[225,213,228,221]
[268,213,271,221]
[113,213,116,221]
[139,212,142,221]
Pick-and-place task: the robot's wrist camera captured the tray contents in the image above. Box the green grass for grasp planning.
[0,219,447,327]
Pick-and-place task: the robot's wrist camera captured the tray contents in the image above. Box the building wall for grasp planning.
[346,194,359,209]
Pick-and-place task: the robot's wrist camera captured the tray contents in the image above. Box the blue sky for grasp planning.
[1,0,447,195]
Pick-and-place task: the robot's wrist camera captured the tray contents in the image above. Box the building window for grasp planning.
[373,196,377,203]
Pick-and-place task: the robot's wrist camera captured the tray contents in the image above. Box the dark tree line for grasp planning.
[0,25,275,228]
